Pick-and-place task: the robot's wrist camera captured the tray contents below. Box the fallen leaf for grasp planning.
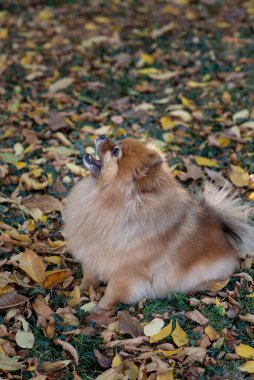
[235,344,254,359]
[239,360,254,374]
[111,353,122,368]
[0,354,25,371]
[233,109,249,121]
[22,195,63,214]
[20,173,49,190]
[49,78,74,93]
[0,290,28,310]
[208,278,229,292]
[15,330,35,349]
[66,162,87,177]
[93,348,112,368]
[118,310,142,338]
[42,360,72,372]
[19,249,45,284]
[205,325,220,341]
[54,339,79,365]
[150,320,173,343]
[144,318,165,337]
[43,269,72,289]
[171,320,189,347]
[156,369,174,380]
[185,310,208,325]
[229,165,249,187]
[194,156,219,168]
[183,346,206,363]
[80,301,97,312]
[169,109,192,122]
[160,116,176,130]
[239,313,254,323]
[32,295,54,320]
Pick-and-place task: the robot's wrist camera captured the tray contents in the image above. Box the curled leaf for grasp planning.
[54,339,79,365]
[144,318,165,337]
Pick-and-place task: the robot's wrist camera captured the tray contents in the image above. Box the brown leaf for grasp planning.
[49,77,74,93]
[54,339,79,364]
[239,313,254,324]
[118,310,142,338]
[22,195,63,214]
[185,310,209,325]
[19,248,46,284]
[93,348,112,368]
[42,360,72,372]
[43,269,72,289]
[49,111,68,131]
[32,295,54,320]
[0,290,28,310]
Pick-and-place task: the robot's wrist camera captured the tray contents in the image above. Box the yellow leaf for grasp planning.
[47,239,66,249]
[66,163,87,177]
[222,91,231,104]
[155,348,181,357]
[208,278,229,292]
[156,369,174,380]
[43,269,72,289]
[169,110,192,122]
[235,344,254,359]
[239,361,254,373]
[150,320,173,343]
[171,320,188,347]
[0,28,8,39]
[229,165,249,187]
[13,161,27,170]
[187,80,208,88]
[80,301,97,312]
[204,325,220,341]
[19,249,45,284]
[112,354,122,368]
[38,9,54,20]
[137,67,159,75]
[160,117,176,130]
[140,53,154,65]
[67,286,80,307]
[144,318,165,337]
[179,96,196,110]
[194,156,219,168]
[217,137,230,147]
[163,133,174,143]
[44,256,63,265]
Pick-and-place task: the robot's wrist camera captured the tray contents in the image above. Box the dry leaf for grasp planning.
[54,339,79,364]
[171,320,189,347]
[238,360,254,374]
[185,310,208,325]
[204,325,220,341]
[194,156,219,168]
[0,290,28,310]
[150,320,173,343]
[0,355,25,371]
[169,109,192,122]
[239,313,254,323]
[19,249,45,284]
[93,348,112,368]
[235,344,254,359]
[118,310,142,338]
[229,165,249,187]
[15,330,35,349]
[208,278,229,292]
[22,195,63,214]
[43,269,72,289]
[80,301,97,312]
[49,78,74,93]
[144,318,165,337]
[42,360,72,372]
[32,295,54,320]
[111,354,122,368]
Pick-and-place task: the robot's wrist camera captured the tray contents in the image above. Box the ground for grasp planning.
[0,0,254,379]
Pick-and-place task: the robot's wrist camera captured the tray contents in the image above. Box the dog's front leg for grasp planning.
[79,264,99,294]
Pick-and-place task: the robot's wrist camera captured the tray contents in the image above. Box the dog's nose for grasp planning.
[97,134,107,141]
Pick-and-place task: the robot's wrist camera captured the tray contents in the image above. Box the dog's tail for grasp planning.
[200,182,254,257]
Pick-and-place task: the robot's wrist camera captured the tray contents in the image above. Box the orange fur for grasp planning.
[63,137,253,314]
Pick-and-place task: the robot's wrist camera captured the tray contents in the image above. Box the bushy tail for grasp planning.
[201,182,254,257]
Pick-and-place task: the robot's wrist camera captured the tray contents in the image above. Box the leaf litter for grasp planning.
[0,0,253,379]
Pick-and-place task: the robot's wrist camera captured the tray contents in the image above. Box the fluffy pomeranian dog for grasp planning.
[63,135,254,316]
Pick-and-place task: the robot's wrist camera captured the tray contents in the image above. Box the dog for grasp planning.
[63,135,254,317]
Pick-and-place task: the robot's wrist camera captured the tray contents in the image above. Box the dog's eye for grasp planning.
[112,147,120,157]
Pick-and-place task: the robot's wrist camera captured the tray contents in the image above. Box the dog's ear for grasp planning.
[136,153,164,193]
[147,153,163,170]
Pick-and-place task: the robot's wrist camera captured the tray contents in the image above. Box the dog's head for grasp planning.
[83,135,165,192]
